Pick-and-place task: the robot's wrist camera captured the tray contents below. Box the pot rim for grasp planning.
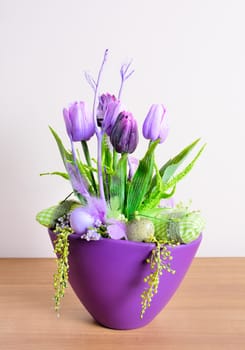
[49,229,202,250]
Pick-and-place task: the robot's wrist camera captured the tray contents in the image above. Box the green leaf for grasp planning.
[49,126,73,168]
[36,200,80,228]
[102,134,113,201]
[162,143,206,192]
[126,140,159,219]
[161,138,201,182]
[110,153,127,213]
[40,172,69,180]
[107,196,121,219]
[149,138,201,192]
[102,134,113,171]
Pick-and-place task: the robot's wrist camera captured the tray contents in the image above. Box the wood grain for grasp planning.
[0,258,244,350]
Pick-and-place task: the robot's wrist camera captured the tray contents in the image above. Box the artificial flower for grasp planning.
[63,101,95,141]
[142,104,168,143]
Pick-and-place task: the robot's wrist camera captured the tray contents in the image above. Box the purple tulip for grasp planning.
[110,112,138,154]
[102,99,124,136]
[97,93,116,127]
[63,101,95,141]
[142,104,169,143]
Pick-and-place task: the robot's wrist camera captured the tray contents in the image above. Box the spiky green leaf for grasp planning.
[40,172,69,180]
[126,140,159,219]
[162,144,206,192]
[110,153,127,213]
[49,126,73,168]
[149,138,201,193]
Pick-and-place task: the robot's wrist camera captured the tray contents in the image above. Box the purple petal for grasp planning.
[85,197,107,224]
[107,219,127,240]
[159,197,175,208]
[66,162,89,198]
[128,156,139,180]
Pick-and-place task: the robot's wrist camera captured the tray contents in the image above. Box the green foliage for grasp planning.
[81,141,98,195]
[40,171,69,180]
[159,138,201,183]
[126,140,159,219]
[142,142,206,210]
[53,226,72,314]
[141,242,176,318]
[110,153,128,214]
[161,143,206,193]
[49,126,73,167]
[139,204,204,244]
[147,138,200,196]
[36,200,80,228]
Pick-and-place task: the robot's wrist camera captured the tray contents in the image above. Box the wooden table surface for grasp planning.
[0,258,244,350]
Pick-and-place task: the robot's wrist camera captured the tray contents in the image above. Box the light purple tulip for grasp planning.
[97,93,116,127]
[142,104,169,143]
[102,100,124,136]
[110,112,139,154]
[63,101,95,141]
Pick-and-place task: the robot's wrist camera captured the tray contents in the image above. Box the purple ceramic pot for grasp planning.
[49,230,202,330]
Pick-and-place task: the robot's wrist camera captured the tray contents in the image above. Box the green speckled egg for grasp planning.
[127,219,155,242]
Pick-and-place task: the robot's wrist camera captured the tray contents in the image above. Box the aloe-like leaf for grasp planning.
[49,126,73,168]
[141,186,176,211]
[126,140,159,219]
[162,143,206,192]
[40,172,69,180]
[102,134,113,171]
[149,138,201,193]
[110,153,127,213]
[102,135,113,200]
[161,138,201,182]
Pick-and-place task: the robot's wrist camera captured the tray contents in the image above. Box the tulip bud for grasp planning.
[110,112,138,154]
[142,104,169,143]
[102,100,124,136]
[97,93,116,127]
[63,101,95,141]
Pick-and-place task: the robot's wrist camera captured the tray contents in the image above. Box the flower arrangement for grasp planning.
[36,50,205,320]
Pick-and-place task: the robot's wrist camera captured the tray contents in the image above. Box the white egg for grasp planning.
[127,219,155,242]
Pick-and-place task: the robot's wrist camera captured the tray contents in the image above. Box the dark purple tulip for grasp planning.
[102,99,124,136]
[110,112,138,154]
[63,101,95,141]
[142,104,169,143]
[97,93,116,127]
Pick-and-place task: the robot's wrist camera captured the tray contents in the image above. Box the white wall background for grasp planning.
[0,0,244,257]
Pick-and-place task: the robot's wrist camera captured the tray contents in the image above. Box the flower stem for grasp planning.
[92,49,108,203]
[70,141,90,200]
[81,141,97,195]
[96,131,106,203]
[113,149,118,171]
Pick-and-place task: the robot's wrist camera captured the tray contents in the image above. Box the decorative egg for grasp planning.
[127,218,155,242]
